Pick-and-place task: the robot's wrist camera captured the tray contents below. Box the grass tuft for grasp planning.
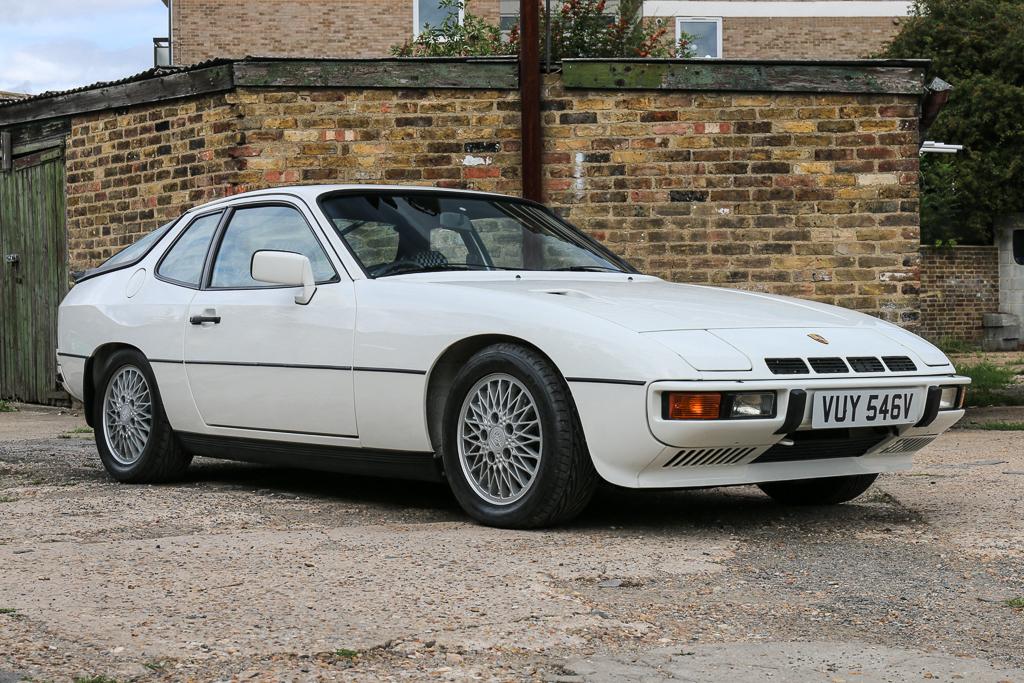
[955,362,1023,407]
[0,496,16,504]
[0,607,18,615]
[334,648,359,659]
[74,677,120,683]
[938,337,982,355]
[59,426,94,439]
[972,421,1024,431]
[0,400,14,413]
[1006,597,1024,609]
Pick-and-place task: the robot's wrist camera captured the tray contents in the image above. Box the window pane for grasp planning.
[430,227,470,263]
[94,221,174,274]
[334,220,400,269]
[1014,229,1024,266]
[157,212,220,286]
[682,20,719,58]
[418,0,458,32]
[211,206,336,288]
[320,193,626,277]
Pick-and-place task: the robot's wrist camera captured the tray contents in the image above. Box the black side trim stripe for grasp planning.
[186,360,354,371]
[353,366,427,375]
[145,359,426,375]
[208,423,359,439]
[566,377,646,386]
[56,352,88,360]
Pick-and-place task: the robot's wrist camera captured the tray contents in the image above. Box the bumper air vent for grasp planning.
[882,356,917,372]
[662,446,757,468]
[754,427,891,464]
[766,358,809,375]
[809,357,849,374]
[878,436,936,454]
[847,356,885,373]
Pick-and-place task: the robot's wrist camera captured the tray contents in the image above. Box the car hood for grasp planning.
[438,274,868,331]
[423,273,952,373]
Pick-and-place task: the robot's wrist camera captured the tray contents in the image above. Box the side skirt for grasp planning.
[176,432,443,483]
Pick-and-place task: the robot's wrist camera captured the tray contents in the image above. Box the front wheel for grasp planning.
[758,473,878,505]
[441,343,598,529]
[94,349,192,483]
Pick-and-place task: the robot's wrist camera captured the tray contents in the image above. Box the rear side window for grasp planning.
[210,205,337,288]
[79,221,174,281]
[157,212,221,287]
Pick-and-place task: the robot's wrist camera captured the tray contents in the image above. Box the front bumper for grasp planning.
[568,374,968,489]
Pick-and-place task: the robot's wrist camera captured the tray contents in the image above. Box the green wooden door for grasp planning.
[0,146,68,404]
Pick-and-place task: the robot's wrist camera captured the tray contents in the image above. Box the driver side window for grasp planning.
[210,205,337,289]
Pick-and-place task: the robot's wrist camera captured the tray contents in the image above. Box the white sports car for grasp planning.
[57,185,968,528]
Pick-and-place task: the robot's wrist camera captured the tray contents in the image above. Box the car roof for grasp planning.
[185,184,517,215]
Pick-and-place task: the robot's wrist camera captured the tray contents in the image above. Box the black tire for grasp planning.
[758,473,878,505]
[93,349,192,483]
[440,343,598,529]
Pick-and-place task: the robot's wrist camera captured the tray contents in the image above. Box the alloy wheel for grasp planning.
[102,365,153,465]
[457,372,543,505]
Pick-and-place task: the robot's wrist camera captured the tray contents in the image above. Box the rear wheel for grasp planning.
[441,343,598,528]
[94,349,191,483]
[758,473,878,505]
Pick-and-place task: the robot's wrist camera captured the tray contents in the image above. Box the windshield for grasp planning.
[318,192,631,278]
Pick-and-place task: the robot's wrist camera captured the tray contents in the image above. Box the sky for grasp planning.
[0,0,169,95]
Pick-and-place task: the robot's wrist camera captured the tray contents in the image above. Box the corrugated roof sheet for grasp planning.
[0,58,233,109]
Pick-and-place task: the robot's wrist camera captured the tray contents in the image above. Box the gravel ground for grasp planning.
[0,406,1022,682]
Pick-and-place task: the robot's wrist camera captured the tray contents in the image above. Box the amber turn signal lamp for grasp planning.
[665,392,722,420]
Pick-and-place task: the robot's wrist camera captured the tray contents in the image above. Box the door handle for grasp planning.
[189,315,221,325]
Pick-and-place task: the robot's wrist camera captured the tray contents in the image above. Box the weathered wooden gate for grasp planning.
[0,146,68,404]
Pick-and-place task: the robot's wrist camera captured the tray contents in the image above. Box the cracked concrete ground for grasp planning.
[0,406,1022,682]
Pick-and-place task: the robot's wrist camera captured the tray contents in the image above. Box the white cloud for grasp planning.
[1,0,160,24]
[0,39,152,94]
[0,0,167,94]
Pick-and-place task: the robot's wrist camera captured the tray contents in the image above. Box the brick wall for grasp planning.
[540,81,921,323]
[722,17,902,59]
[62,74,922,325]
[172,0,501,65]
[64,95,241,272]
[918,246,1000,344]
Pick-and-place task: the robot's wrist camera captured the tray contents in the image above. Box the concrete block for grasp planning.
[983,312,1020,328]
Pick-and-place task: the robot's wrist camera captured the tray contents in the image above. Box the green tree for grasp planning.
[393,0,692,59]
[883,0,1024,243]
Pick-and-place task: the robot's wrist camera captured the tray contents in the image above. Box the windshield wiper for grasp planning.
[550,265,622,272]
[375,263,520,278]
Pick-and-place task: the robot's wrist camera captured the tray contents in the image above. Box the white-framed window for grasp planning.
[676,16,722,58]
[415,0,465,37]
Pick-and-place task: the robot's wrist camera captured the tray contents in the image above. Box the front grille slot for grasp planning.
[766,358,809,375]
[847,356,885,373]
[879,436,936,454]
[663,446,757,468]
[754,427,891,464]
[808,357,849,374]
[882,356,917,372]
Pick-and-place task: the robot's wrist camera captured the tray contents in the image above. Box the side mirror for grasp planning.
[251,250,316,305]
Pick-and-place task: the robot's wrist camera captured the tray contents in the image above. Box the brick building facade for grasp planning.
[163,0,906,65]
[716,16,902,60]
[167,0,502,65]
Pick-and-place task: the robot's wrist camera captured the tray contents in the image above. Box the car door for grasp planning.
[183,200,358,439]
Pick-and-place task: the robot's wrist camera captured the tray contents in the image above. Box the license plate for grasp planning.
[811,388,924,428]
